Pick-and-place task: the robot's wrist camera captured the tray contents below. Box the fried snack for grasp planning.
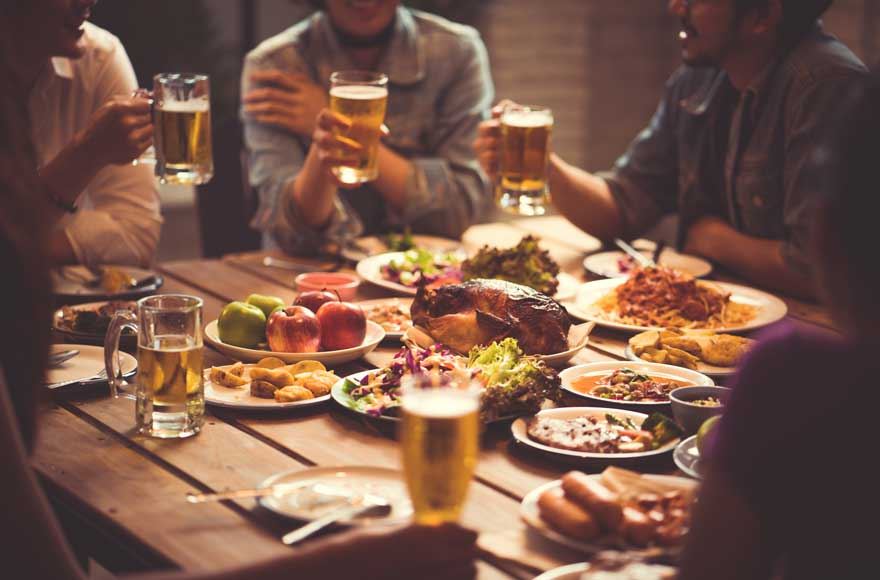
[700,334,751,366]
[293,370,337,397]
[538,489,600,540]
[620,506,656,547]
[629,330,660,352]
[285,360,326,375]
[209,365,248,388]
[248,367,295,387]
[630,328,752,369]
[250,379,279,399]
[561,471,623,531]
[256,357,286,369]
[275,385,315,402]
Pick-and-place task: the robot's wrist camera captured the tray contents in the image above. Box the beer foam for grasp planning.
[329,85,388,100]
[402,392,479,418]
[502,110,552,128]
[160,99,210,113]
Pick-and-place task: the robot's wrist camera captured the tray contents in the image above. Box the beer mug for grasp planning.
[497,105,554,216]
[400,373,480,525]
[328,70,388,185]
[134,73,214,185]
[104,295,205,439]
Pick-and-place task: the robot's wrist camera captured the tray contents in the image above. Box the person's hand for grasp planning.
[473,99,518,182]
[79,96,152,166]
[244,70,328,137]
[308,108,362,189]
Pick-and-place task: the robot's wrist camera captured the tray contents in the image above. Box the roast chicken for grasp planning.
[411,278,571,355]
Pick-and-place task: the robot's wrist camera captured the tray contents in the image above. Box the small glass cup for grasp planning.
[105,295,205,439]
[328,70,388,185]
[496,105,554,216]
[399,372,480,525]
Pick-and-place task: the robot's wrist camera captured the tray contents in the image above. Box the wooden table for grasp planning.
[34,216,833,578]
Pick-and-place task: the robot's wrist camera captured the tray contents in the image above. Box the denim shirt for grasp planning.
[601,25,867,275]
[242,8,494,255]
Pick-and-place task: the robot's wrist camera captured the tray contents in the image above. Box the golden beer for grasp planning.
[498,107,553,216]
[155,100,213,185]
[329,71,388,185]
[136,336,204,437]
[401,387,480,525]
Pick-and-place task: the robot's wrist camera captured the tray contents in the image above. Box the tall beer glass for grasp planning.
[329,71,388,185]
[400,373,480,525]
[497,105,553,216]
[152,73,213,185]
[105,295,205,439]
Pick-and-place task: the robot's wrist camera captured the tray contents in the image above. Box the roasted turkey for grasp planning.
[410,278,571,355]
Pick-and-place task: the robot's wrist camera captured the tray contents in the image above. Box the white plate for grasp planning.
[533,563,591,580]
[203,320,385,365]
[583,249,712,279]
[567,278,788,334]
[52,300,139,346]
[46,344,137,389]
[52,265,163,302]
[258,465,412,525]
[511,407,680,463]
[624,344,736,379]
[674,435,702,479]
[203,363,333,411]
[559,361,714,407]
[356,297,413,341]
[520,475,697,555]
[341,234,461,262]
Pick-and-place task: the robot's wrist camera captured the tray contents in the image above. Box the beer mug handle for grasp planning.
[131,89,157,166]
[104,310,138,400]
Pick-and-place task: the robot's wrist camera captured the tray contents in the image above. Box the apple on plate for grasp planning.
[316,301,366,351]
[266,306,321,353]
[294,289,339,314]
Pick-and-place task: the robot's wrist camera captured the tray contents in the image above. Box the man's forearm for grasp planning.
[547,154,624,242]
[39,133,104,219]
[292,148,340,228]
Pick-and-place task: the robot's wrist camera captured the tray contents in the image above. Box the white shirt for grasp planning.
[29,22,162,268]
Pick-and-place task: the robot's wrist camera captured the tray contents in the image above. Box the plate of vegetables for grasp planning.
[356,249,466,295]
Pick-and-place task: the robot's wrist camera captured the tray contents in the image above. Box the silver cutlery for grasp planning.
[48,349,79,368]
[281,493,391,546]
[614,238,655,268]
[186,482,353,505]
[47,367,108,390]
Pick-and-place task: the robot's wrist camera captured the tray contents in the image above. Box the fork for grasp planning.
[48,367,108,390]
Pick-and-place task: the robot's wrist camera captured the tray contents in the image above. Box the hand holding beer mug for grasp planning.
[400,373,480,525]
[327,71,388,185]
[134,73,214,185]
[495,104,554,216]
[105,295,205,438]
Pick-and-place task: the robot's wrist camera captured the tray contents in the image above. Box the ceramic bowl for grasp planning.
[295,272,360,301]
[669,385,731,435]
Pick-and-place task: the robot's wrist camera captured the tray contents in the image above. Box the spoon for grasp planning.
[281,493,391,546]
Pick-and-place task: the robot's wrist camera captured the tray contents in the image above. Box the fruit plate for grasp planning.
[673,435,702,479]
[203,363,332,411]
[520,475,697,555]
[203,320,385,365]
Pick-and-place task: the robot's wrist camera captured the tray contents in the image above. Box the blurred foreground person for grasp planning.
[242,0,493,255]
[678,73,880,580]
[475,0,866,298]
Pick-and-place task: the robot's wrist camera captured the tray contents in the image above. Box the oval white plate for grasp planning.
[567,278,787,334]
[520,475,697,555]
[52,300,138,346]
[341,234,461,262]
[203,364,332,411]
[583,249,712,279]
[674,435,702,479]
[52,265,163,301]
[624,344,736,379]
[258,465,412,525]
[46,343,137,389]
[511,407,680,463]
[203,320,385,365]
[559,361,714,407]
[356,297,413,341]
[331,370,399,423]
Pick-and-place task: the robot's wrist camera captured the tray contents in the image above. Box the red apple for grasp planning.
[266,306,321,353]
[294,289,340,314]
[316,301,366,351]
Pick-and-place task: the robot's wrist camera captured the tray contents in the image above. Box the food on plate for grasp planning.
[571,368,692,403]
[99,266,137,293]
[266,306,322,353]
[218,301,267,349]
[364,300,412,333]
[315,301,366,351]
[537,467,694,548]
[382,227,415,251]
[245,293,285,318]
[527,411,682,453]
[594,267,758,329]
[691,397,721,407]
[294,289,340,314]
[341,337,561,422]
[630,328,754,369]
[207,358,336,405]
[58,301,137,335]
[411,278,571,355]
[380,248,463,288]
[461,235,560,296]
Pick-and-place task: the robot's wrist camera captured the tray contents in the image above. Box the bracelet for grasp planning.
[45,190,78,213]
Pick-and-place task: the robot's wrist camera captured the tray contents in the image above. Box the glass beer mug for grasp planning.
[496,105,554,216]
[134,73,214,185]
[105,295,205,438]
[328,70,388,185]
[400,373,480,525]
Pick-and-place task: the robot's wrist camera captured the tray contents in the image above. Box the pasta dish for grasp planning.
[594,267,757,329]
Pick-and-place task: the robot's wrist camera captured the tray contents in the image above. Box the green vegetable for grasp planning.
[245,294,286,319]
[384,227,415,251]
[606,413,639,431]
[461,235,560,295]
[217,301,266,349]
[641,413,684,449]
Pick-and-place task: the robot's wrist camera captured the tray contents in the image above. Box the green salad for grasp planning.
[462,235,560,296]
